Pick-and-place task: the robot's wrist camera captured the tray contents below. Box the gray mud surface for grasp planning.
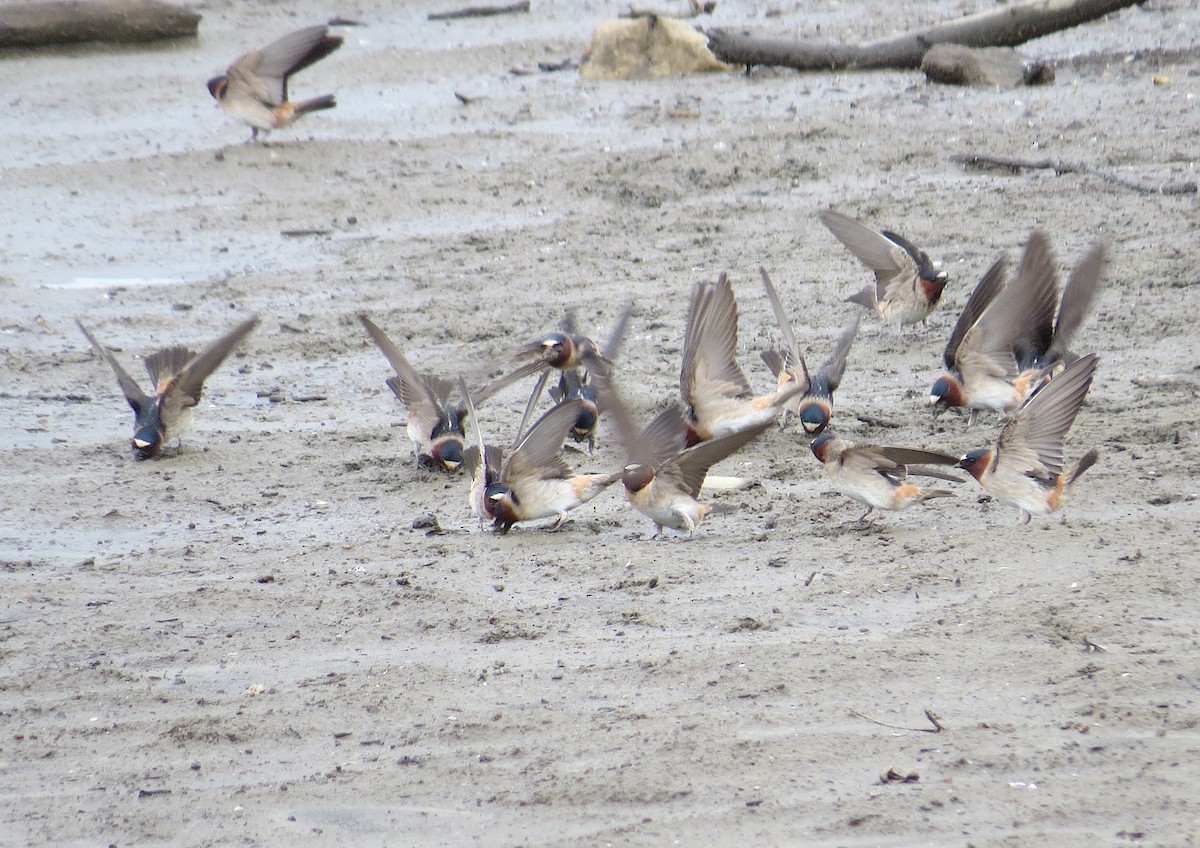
[3,1,1199,845]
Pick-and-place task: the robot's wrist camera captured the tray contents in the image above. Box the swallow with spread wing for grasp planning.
[78,316,259,459]
[810,434,961,523]
[359,314,476,471]
[819,210,948,331]
[957,353,1100,524]
[207,25,343,141]
[681,272,803,446]
[482,304,632,448]
[600,373,771,538]
[758,267,859,435]
[459,378,508,526]
[930,233,1065,426]
[544,305,631,452]
[486,399,622,533]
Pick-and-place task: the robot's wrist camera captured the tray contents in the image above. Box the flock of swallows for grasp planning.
[76,198,1106,536]
[76,25,1106,534]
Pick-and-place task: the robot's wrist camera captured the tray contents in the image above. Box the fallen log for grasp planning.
[705,0,1142,71]
[0,0,200,48]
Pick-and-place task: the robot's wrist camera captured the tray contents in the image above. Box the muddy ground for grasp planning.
[2,0,1199,845]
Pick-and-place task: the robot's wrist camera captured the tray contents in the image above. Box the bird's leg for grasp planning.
[549,512,569,532]
[964,409,978,431]
[855,505,875,523]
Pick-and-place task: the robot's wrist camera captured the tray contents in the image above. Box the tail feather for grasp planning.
[297,94,337,115]
[1066,448,1099,487]
[845,286,876,309]
[919,488,955,502]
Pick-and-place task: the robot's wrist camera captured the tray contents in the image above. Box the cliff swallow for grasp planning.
[544,305,632,452]
[77,316,259,459]
[819,210,948,331]
[486,399,622,533]
[207,25,343,141]
[957,353,1099,523]
[758,267,859,435]
[359,314,471,471]
[681,272,804,445]
[931,233,1069,426]
[601,375,770,538]
[482,305,632,445]
[810,434,961,522]
[458,378,507,525]
[547,369,600,451]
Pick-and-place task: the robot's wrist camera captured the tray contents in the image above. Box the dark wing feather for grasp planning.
[943,257,1006,371]
[76,320,151,414]
[680,273,753,405]
[759,267,810,390]
[458,377,502,482]
[668,419,771,497]
[815,314,859,391]
[869,446,961,468]
[168,316,259,408]
[362,315,447,435]
[251,26,342,104]
[1009,231,1060,370]
[1046,242,1105,364]
[143,346,195,390]
[996,354,1099,479]
[503,399,582,482]
[601,302,634,361]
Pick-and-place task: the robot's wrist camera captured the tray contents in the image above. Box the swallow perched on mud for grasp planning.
[484,399,622,533]
[757,267,859,435]
[600,375,770,538]
[957,353,1100,524]
[482,305,632,447]
[931,233,1068,426]
[77,316,259,459]
[359,314,472,471]
[680,272,804,445]
[819,210,948,331]
[207,25,343,141]
[810,434,962,523]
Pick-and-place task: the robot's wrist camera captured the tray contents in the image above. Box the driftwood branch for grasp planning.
[0,0,200,47]
[427,0,529,21]
[952,152,1199,196]
[705,0,1142,71]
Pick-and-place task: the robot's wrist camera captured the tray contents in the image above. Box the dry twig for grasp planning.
[428,0,529,21]
[951,152,1198,196]
[849,707,944,733]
